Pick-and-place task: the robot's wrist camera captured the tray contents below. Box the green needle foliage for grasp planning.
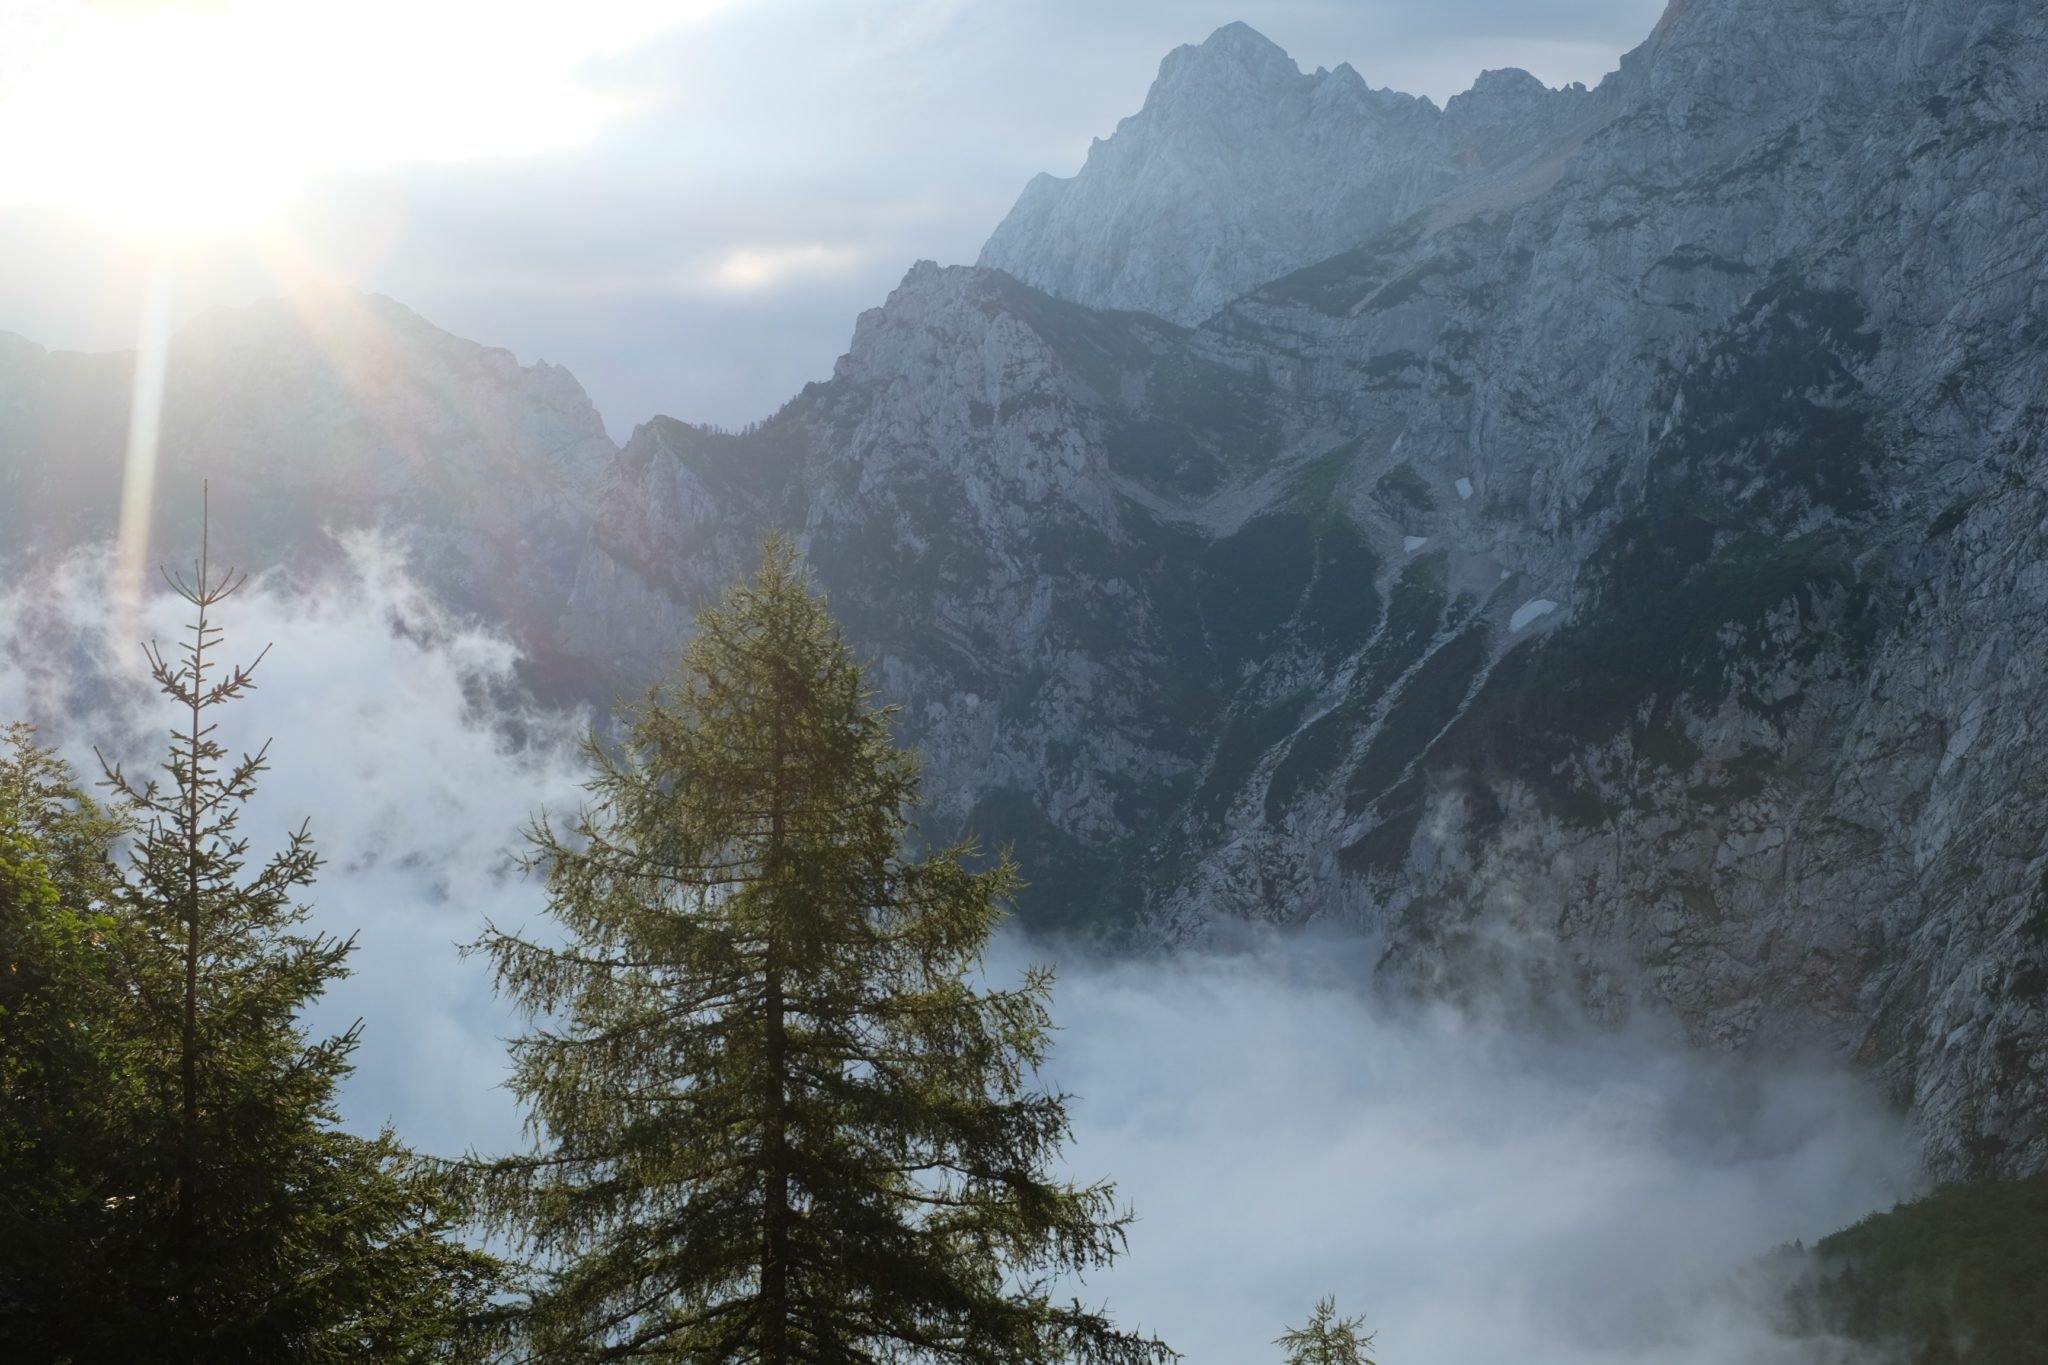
[0,723,138,1358]
[1277,1298,1378,1365]
[1774,1173,2048,1363]
[468,537,1174,1365]
[12,511,508,1364]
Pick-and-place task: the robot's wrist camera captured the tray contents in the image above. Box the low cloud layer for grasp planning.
[1026,933,1913,1364]
[0,542,1914,1362]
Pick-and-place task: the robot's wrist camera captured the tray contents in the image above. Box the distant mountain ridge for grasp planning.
[4,0,2046,1181]
[977,21,1601,324]
[0,293,607,666]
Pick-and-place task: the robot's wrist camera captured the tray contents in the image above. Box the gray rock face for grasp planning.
[5,0,2046,1180]
[562,267,1276,928]
[976,21,1600,324]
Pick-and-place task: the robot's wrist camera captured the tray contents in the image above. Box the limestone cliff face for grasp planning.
[4,0,2045,1177]
[560,267,1291,927]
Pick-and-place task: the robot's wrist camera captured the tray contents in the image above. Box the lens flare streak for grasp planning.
[114,265,175,615]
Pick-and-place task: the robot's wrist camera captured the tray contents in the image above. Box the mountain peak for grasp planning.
[1468,66,1547,97]
[978,21,1595,323]
[1155,21,1301,93]
[1196,21,1289,62]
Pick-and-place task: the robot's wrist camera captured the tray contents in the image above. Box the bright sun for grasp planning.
[0,0,716,237]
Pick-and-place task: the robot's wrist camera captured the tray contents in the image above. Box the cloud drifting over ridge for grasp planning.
[0,537,590,1157]
[0,541,1913,1363]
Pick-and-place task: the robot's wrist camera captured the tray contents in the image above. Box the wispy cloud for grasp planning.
[710,242,868,292]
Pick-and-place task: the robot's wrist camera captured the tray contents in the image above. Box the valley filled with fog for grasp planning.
[0,546,1919,1363]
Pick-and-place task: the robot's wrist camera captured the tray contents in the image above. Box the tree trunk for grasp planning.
[762,951,790,1365]
[176,595,205,1336]
[761,632,793,1365]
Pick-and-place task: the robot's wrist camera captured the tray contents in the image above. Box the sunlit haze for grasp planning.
[0,0,716,232]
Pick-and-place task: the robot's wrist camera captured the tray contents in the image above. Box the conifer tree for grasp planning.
[76,509,506,1364]
[1277,1298,1377,1365]
[0,724,140,1357]
[470,537,1174,1365]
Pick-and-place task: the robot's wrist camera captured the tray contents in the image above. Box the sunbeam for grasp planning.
[113,262,174,619]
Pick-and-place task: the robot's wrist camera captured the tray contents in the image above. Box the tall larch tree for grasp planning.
[83,509,506,1364]
[469,536,1174,1365]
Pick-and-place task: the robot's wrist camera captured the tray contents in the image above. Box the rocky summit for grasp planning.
[3,0,2045,1179]
[977,21,1600,325]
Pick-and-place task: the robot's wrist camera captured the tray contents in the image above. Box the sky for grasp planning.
[0,0,1667,439]
[0,542,1918,1365]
